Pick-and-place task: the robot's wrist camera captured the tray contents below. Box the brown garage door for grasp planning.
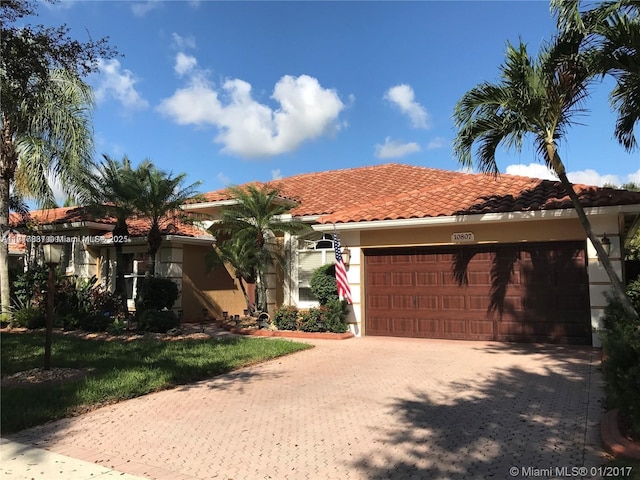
[364,241,590,344]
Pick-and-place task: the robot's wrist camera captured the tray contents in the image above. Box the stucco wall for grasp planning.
[181,244,247,321]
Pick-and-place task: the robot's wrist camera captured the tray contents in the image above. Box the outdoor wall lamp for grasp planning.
[342,246,351,267]
[601,234,611,256]
[43,243,63,371]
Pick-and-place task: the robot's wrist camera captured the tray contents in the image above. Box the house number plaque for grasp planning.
[452,232,474,242]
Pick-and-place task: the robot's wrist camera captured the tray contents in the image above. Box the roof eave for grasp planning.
[312,204,640,232]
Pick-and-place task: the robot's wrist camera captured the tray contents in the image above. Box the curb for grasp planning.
[601,409,640,460]
[221,324,354,340]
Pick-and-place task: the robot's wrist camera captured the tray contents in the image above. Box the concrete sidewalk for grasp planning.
[0,437,148,480]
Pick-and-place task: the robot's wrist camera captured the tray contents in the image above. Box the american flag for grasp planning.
[333,231,353,304]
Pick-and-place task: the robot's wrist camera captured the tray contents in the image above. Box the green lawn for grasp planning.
[1,332,311,433]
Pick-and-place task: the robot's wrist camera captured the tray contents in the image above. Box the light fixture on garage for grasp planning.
[342,246,351,267]
[601,233,611,256]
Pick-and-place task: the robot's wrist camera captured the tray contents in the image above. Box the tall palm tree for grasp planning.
[552,0,639,151]
[0,68,95,315]
[453,39,639,321]
[212,185,309,313]
[85,155,142,313]
[134,164,204,276]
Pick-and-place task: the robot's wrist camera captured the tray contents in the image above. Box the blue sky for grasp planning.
[35,0,639,199]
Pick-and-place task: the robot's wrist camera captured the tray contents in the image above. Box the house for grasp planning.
[188,163,640,346]
[8,206,228,321]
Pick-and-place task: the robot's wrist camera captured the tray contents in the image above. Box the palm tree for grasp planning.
[453,39,639,321]
[209,235,260,314]
[134,164,204,276]
[0,68,95,315]
[212,184,309,313]
[85,155,142,313]
[552,0,639,151]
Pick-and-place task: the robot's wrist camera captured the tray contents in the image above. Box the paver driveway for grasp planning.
[8,337,606,479]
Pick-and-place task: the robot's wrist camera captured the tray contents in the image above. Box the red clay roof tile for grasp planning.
[202,163,640,224]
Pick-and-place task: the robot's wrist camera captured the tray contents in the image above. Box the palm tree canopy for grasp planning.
[453,39,591,174]
[551,0,640,151]
[214,184,308,250]
[84,154,142,235]
[10,69,96,208]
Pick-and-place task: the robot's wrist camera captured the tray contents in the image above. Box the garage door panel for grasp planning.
[365,241,590,344]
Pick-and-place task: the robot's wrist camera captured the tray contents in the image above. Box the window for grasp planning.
[297,233,334,304]
[123,253,149,310]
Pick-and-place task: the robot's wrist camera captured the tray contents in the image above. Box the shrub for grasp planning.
[323,298,349,333]
[309,263,338,305]
[12,265,49,311]
[136,277,179,312]
[601,291,640,438]
[79,312,113,332]
[299,308,325,332]
[12,307,45,329]
[626,278,640,312]
[137,309,180,333]
[274,305,299,331]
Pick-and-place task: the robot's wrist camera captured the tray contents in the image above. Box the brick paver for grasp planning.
[8,337,607,479]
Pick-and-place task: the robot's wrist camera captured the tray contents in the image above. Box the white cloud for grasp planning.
[216,172,230,185]
[505,163,558,181]
[172,33,196,50]
[271,169,282,180]
[158,72,346,158]
[374,137,421,159]
[174,53,197,77]
[94,59,148,111]
[427,137,447,150]
[131,1,160,17]
[384,84,430,129]
[505,163,640,187]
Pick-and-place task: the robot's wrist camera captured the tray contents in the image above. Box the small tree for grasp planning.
[310,263,338,304]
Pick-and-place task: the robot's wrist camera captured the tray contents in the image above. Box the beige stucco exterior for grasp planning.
[310,207,637,346]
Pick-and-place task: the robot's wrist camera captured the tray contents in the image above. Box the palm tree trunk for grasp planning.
[0,115,16,317]
[236,274,254,314]
[114,243,128,315]
[0,175,10,317]
[547,146,639,321]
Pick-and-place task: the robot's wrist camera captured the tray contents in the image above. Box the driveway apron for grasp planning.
[6,337,606,479]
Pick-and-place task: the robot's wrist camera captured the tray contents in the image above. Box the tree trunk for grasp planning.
[0,114,16,317]
[113,221,129,315]
[546,145,639,321]
[0,175,10,317]
[44,264,55,370]
[236,274,254,314]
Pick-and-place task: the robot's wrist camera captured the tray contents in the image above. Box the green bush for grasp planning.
[274,305,299,331]
[322,298,349,333]
[12,265,49,311]
[626,278,640,312]
[299,308,325,332]
[136,277,179,312]
[136,309,180,333]
[12,307,45,329]
[601,292,640,438]
[79,312,113,332]
[309,263,338,305]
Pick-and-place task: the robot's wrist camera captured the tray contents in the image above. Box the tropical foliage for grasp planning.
[211,185,309,313]
[0,0,117,315]
[453,36,638,321]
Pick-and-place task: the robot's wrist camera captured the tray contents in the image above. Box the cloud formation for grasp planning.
[174,53,197,76]
[172,33,196,50]
[384,84,430,129]
[505,163,640,187]
[131,1,160,17]
[158,64,346,157]
[271,169,283,180]
[427,137,446,150]
[374,137,420,159]
[94,59,148,111]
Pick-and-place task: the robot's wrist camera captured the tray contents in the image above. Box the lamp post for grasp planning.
[43,243,63,370]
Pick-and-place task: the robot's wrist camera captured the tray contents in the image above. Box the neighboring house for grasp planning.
[8,206,229,321]
[187,163,640,346]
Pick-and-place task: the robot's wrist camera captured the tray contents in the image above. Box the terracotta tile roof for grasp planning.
[202,163,640,224]
[10,206,210,238]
